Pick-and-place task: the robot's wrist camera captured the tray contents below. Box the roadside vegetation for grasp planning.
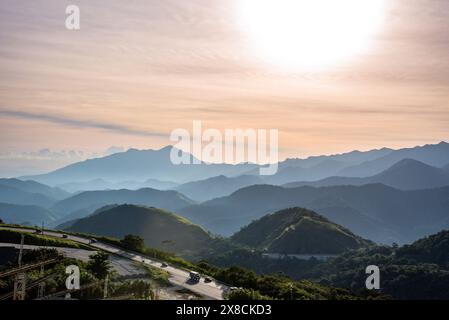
[68,232,205,273]
[0,229,92,250]
[0,226,391,300]
[0,249,154,300]
[141,264,171,287]
[65,232,384,300]
[196,262,385,300]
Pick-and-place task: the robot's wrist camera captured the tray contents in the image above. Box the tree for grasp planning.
[121,234,145,253]
[109,280,153,300]
[0,218,4,224]
[227,288,272,300]
[87,252,112,280]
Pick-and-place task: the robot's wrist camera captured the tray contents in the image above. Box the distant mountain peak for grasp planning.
[388,158,429,168]
[158,145,174,152]
[379,158,445,175]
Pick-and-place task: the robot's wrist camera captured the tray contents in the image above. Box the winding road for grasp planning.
[0,226,228,300]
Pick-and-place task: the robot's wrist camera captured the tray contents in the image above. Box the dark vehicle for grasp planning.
[34,229,42,234]
[62,234,68,238]
[161,262,168,268]
[189,271,200,283]
[204,277,212,283]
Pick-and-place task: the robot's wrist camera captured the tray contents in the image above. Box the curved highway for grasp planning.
[0,226,228,300]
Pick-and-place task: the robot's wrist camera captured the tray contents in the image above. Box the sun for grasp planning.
[236,0,386,71]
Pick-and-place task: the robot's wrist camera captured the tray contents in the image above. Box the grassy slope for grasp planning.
[232,207,372,254]
[66,204,212,254]
[0,229,92,250]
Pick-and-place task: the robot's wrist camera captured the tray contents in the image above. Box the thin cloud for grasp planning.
[0,109,167,138]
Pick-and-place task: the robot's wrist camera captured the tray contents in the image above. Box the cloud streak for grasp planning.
[0,0,449,169]
[0,109,167,138]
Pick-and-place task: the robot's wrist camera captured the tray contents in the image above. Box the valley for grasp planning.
[2,141,449,300]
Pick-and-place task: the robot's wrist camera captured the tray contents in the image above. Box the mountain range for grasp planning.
[0,178,70,207]
[1,141,449,246]
[337,141,449,177]
[175,175,264,202]
[0,178,69,199]
[0,185,56,208]
[50,188,195,226]
[0,202,57,226]
[56,178,178,193]
[283,159,449,191]
[251,141,449,185]
[178,183,449,244]
[20,142,449,187]
[21,146,258,185]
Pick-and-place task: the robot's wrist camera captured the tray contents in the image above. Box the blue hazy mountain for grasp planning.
[0,202,58,226]
[175,175,264,202]
[283,159,449,190]
[244,142,449,185]
[0,178,69,199]
[0,178,70,208]
[51,187,195,221]
[0,184,56,208]
[18,141,449,187]
[56,178,178,193]
[260,159,350,185]
[337,141,449,177]
[21,146,258,186]
[444,163,449,172]
[241,156,387,185]
[178,184,449,244]
[277,147,393,169]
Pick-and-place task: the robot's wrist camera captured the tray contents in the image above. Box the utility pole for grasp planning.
[37,265,45,299]
[13,234,26,300]
[18,234,24,267]
[103,275,109,299]
[154,283,159,300]
[37,250,45,299]
[289,283,294,301]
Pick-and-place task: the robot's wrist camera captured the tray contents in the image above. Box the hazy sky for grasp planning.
[1,0,449,175]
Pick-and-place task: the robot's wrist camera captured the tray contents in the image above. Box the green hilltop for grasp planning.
[66,204,212,254]
[232,207,373,254]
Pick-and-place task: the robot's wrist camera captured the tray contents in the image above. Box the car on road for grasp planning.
[161,262,168,268]
[34,229,42,234]
[89,238,97,244]
[62,234,68,238]
[189,271,201,283]
[204,277,212,283]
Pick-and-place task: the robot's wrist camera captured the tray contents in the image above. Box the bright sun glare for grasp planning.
[237,0,387,71]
